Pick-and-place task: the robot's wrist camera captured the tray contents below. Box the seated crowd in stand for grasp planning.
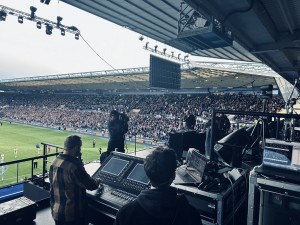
[0,93,284,141]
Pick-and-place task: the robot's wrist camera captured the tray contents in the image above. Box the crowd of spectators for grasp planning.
[0,93,284,141]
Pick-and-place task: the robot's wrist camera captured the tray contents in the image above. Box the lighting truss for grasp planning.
[0,4,80,38]
[143,44,189,63]
[178,2,231,40]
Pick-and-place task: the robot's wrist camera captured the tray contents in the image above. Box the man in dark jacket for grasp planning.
[114,146,202,225]
[107,110,126,154]
[49,135,101,225]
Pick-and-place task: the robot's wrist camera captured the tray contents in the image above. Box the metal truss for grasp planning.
[1,61,277,84]
[0,64,194,83]
[0,68,150,83]
[190,61,280,77]
[178,2,209,36]
[178,1,231,39]
[142,45,190,64]
[0,4,80,36]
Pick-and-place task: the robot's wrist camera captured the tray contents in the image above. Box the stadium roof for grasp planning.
[60,0,300,88]
[0,61,278,92]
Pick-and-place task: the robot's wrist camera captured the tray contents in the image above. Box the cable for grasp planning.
[222,0,255,24]
[79,33,116,70]
[80,33,153,89]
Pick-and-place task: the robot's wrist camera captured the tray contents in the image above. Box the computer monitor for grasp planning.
[101,157,129,176]
[214,128,249,168]
[127,163,150,185]
[263,138,300,171]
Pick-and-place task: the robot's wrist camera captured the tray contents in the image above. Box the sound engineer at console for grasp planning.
[49,135,101,225]
[114,146,202,225]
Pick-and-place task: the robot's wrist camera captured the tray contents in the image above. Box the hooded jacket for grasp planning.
[114,186,202,225]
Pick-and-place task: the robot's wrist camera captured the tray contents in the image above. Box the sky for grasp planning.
[0,0,234,80]
[0,0,195,80]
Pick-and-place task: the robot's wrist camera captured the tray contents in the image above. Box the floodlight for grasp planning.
[145,42,149,49]
[18,16,23,24]
[36,21,42,29]
[75,33,79,40]
[154,45,158,52]
[163,48,167,54]
[178,53,181,59]
[139,35,144,41]
[0,11,7,21]
[46,24,53,35]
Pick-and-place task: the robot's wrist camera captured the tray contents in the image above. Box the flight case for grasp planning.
[175,169,248,225]
[247,169,300,225]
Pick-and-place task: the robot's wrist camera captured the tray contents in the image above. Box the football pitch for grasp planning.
[0,121,148,187]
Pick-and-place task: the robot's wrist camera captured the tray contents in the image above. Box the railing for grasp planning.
[0,143,63,189]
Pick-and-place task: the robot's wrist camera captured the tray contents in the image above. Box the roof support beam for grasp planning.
[251,31,300,53]
[276,0,295,34]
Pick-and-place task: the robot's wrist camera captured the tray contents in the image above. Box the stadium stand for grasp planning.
[0,93,284,141]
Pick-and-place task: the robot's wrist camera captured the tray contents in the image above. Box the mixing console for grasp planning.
[87,152,150,213]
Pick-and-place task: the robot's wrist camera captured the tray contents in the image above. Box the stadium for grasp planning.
[0,1,300,225]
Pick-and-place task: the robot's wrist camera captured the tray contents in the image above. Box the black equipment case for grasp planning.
[247,169,300,225]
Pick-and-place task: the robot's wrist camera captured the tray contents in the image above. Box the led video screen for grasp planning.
[149,55,181,89]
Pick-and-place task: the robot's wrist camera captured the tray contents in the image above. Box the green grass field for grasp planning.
[0,121,148,187]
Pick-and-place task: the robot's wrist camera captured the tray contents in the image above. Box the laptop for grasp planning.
[174,148,207,185]
[255,138,300,182]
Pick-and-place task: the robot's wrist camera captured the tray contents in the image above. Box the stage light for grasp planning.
[184,55,189,60]
[0,11,7,21]
[145,42,149,49]
[18,16,23,24]
[139,35,144,41]
[36,21,42,29]
[40,0,51,5]
[163,48,167,54]
[154,45,158,52]
[171,51,174,57]
[178,53,181,59]
[0,5,80,40]
[60,28,65,36]
[30,6,37,20]
[56,16,63,27]
[46,24,53,35]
